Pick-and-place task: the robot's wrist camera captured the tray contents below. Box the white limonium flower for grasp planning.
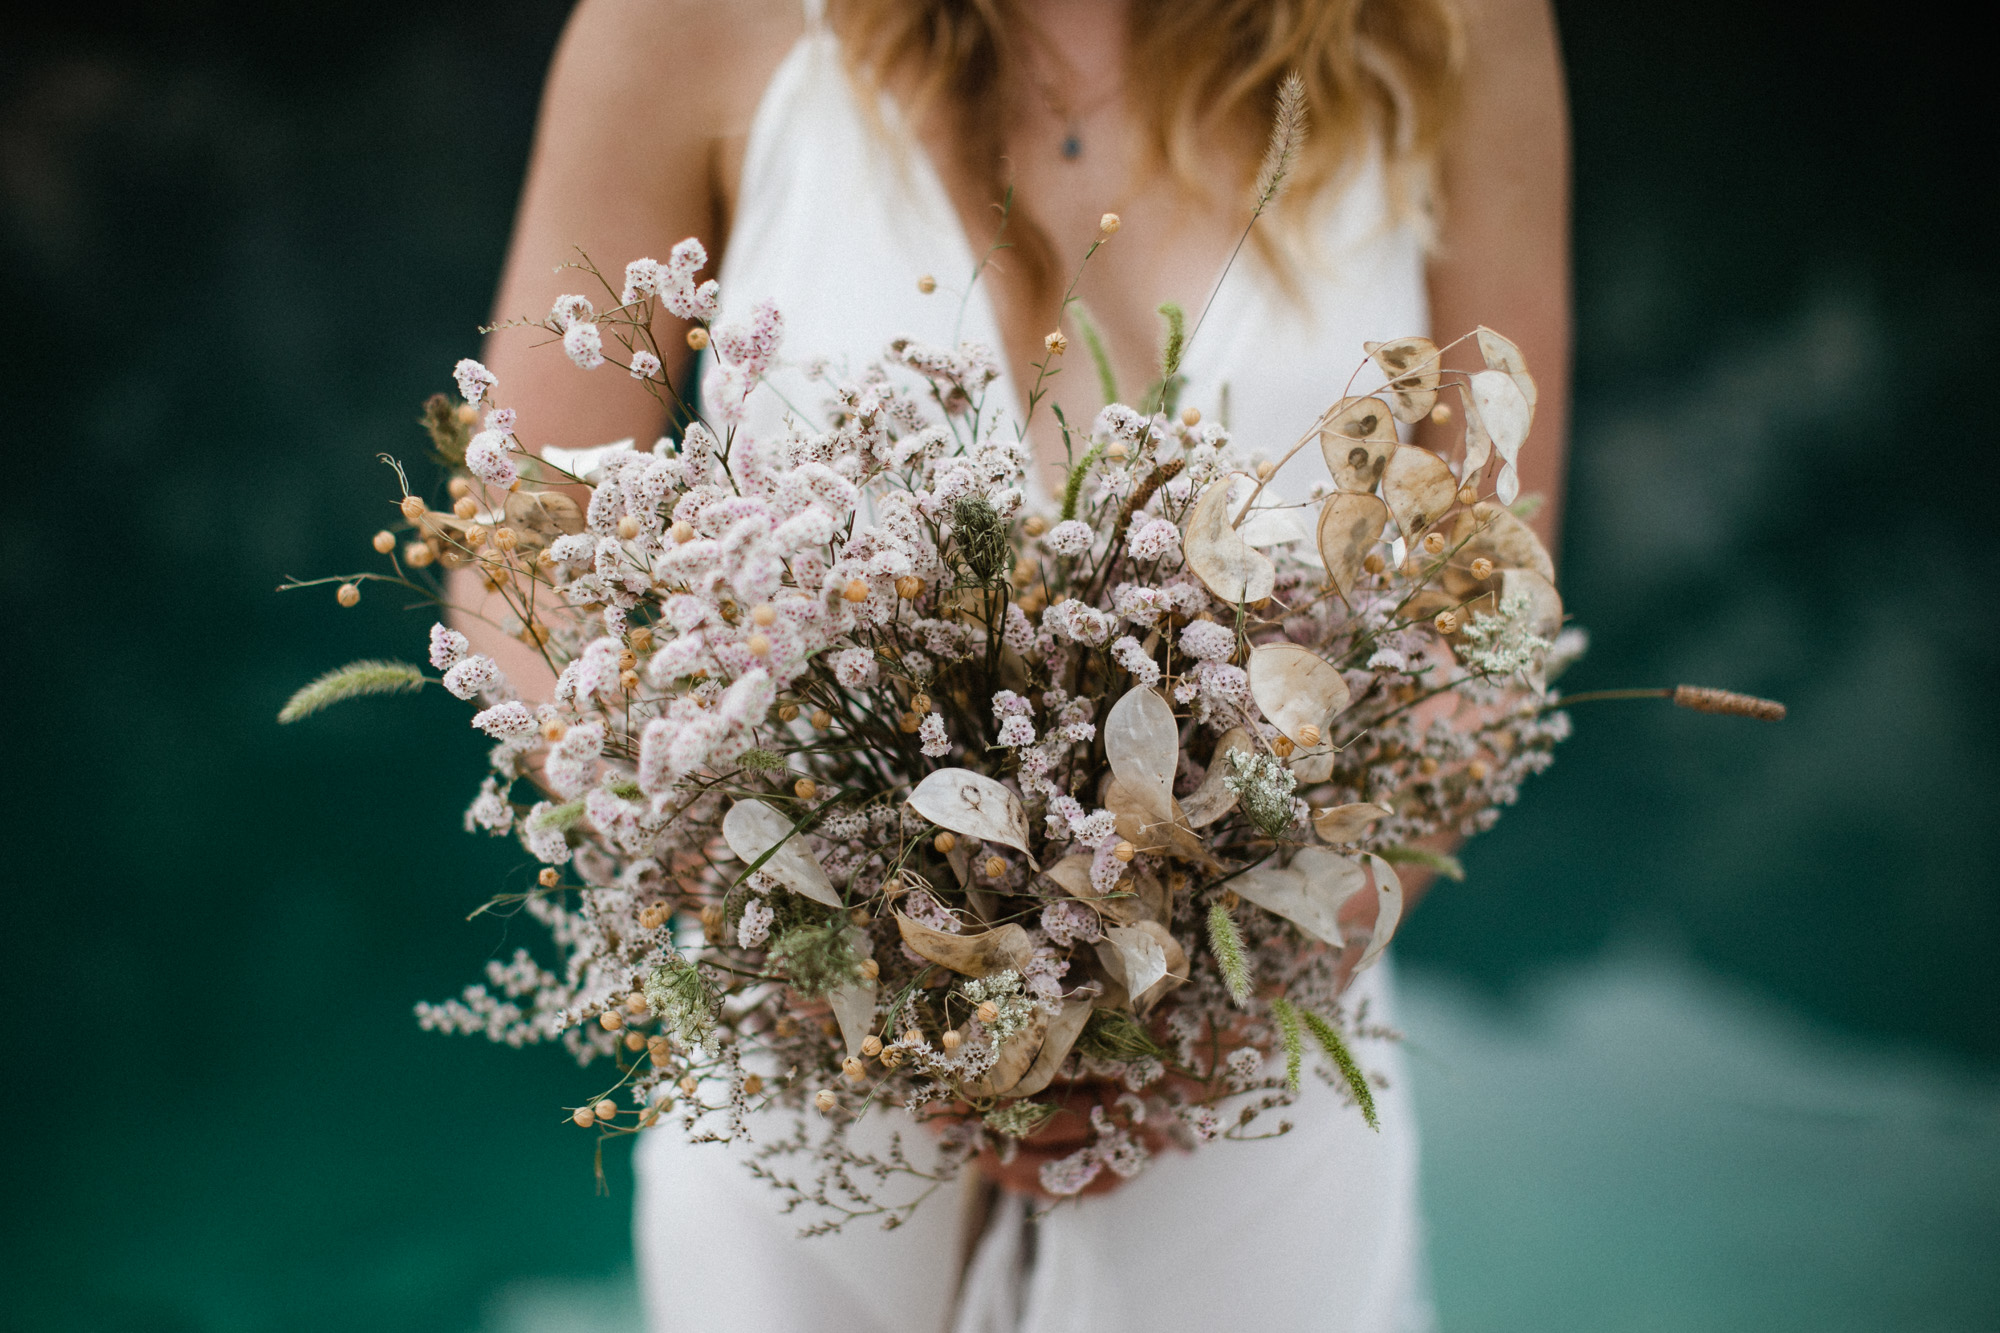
[562,322,605,370]
[453,358,495,406]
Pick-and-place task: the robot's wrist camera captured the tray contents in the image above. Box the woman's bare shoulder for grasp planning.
[548,0,805,145]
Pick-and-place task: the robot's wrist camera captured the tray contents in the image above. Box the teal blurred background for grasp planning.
[2,4,1994,1330]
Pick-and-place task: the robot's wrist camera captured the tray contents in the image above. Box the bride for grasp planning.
[468,0,1567,1327]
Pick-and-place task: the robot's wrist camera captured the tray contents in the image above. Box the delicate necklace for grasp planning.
[1026,62,1124,163]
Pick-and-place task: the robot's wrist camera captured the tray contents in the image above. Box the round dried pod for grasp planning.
[1431,403,1454,425]
[464,524,487,549]
[1420,756,1440,776]
[335,583,360,607]
[903,1028,923,1046]
[1470,556,1495,580]
[1113,841,1137,863]
[1022,515,1047,537]
[686,327,710,350]
[747,634,771,657]
[774,1016,798,1039]
[624,1031,646,1051]
[1044,330,1068,355]
[1362,552,1386,575]
[860,1035,883,1059]
[778,703,800,722]
[453,496,479,519]
[620,668,641,692]
[599,1010,623,1031]
[1422,532,1446,555]
[843,578,870,602]
[1298,724,1322,747]
[917,274,937,294]
[975,1001,999,1024]
[616,650,638,672]
[858,958,880,980]
[616,515,639,539]
[793,777,817,801]
[881,1045,905,1069]
[628,626,653,653]
[371,529,396,554]
[699,902,725,943]
[571,1106,596,1128]
[680,1074,700,1097]
[538,867,560,888]
[623,991,650,1017]
[1181,406,1202,426]
[647,1035,673,1060]
[910,693,932,713]
[1457,484,1480,506]
[1106,440,1129,461]
[494,526,520,552]
[736,1073,761,1096]
[1270,733,1295,758]
[1434,610,1460,635]
[449,475,474,498]
[403,541,436,568]
[1468,759,1491,781]
[940,1030,962,1052]
[399,494,427,522]
[1099,212,1121,234]
[814,1088,837,1113]
[746,603,775,627]
[542,717,567,742]
[899,711,921,733]
[894,575,923,601]
[670,521,695,543]
[842,1056,866,1082]
[934,832,957,854]
[811,709,832,730]
[983,855,1006,878]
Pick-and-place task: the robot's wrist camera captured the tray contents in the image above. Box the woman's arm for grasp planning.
[1420,0,1571,555]
[455,0,800,693]
[1396,0,1571,913]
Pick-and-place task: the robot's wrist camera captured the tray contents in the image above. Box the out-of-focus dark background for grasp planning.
[2,4,1994,1330]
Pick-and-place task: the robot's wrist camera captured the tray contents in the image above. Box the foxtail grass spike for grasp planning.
[1672,685,1787,721]
[1207,902,1254,1006]
[1269,996,1304,1092]
[277,659,426,723]
[1301,1008,1379,1130]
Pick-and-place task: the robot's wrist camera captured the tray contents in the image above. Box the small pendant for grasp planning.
[1061,130,1082,161]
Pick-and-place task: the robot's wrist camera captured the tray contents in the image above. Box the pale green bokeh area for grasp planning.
[2,3,1992,1330]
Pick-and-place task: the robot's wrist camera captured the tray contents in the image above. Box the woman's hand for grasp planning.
[966,1079,1178,1200]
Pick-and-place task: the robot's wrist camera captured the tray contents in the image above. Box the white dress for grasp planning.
[635,13,1436,1332]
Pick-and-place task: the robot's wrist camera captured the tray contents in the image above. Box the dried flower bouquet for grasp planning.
[282,87,1782,1232]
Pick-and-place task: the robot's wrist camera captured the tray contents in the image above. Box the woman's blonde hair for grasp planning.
[827,0,1464,303]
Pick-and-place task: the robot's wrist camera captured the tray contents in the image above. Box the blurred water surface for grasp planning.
[1,3,1991,1330]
